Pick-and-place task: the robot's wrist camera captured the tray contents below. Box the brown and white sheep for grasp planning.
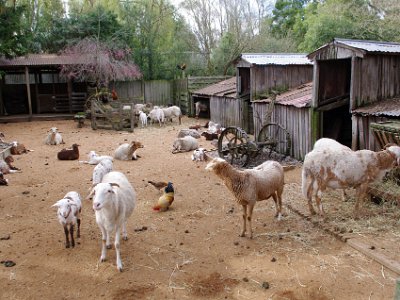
[114,141,143,160]
[206,157,284,238]
[302,145,400,218]
[10,141,33,155]
[57,144,80,160]
[0,155,21,174]
[0,172,8,185]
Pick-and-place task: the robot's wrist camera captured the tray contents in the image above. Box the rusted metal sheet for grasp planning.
[352,98,400,117]
[0,54,92,67]
[192,77,236,97]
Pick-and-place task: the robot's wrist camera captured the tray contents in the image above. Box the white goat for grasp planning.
[206,157,284,238]
[302,145,400,217]
[44,127,64,145]
[148,107,165,127]
[178,129,201,139]
[114,141,143,160]
[195,101,207,118]
[172,136,199,154]
[162,106,182,125]
[92,158,113,186]
[79,151,113,165]
[138,110,148,128]
[191,148,206,162]
[87,171,136,272]
[52,191,82,248]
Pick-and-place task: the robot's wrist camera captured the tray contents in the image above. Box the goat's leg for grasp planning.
[272,193,282,220]
[247,204,255,239]
[306,180,317,215]
[77,218,81,238]
[70,224,75,248]
[122,222,128,241]
[115,226,123,272]
[354,184,368,218]
[315,189,326,218]
[240,205,247,237]
[63,225,70,248]
[99,225,108,262]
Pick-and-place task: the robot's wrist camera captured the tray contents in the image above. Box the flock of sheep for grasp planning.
[1,114,400,273]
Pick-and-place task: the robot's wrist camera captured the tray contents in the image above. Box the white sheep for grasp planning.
[302,145,400,217]
[162,106,182,125]
[114,141,143,160]
[44,127,64,145]
[148,107,165,127]
[52,191,82,248]
[178,129,201,139]
[206,157,285,238]
[87,171,136,272]
[172,136,199,154]
[191,148,206,162]
[138,110,148,128]
[79,151,114,165]
[195,101,207,118]
[92,158,113,186]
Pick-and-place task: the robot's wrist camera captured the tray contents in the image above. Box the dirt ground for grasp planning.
[0,117,399,300]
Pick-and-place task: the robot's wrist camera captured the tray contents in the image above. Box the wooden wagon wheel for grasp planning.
[218,127,250,167]
[257,123,291,157]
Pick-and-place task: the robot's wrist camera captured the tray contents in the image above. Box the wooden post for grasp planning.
[395,278,400,300]
[25,66,32,120]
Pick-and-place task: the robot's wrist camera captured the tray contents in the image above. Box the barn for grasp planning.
[307,38,400,150]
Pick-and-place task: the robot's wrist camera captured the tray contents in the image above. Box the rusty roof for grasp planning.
[253,82,312,108]
[239,53,312,66]
[0,54,92,67]
[352,98,400,117]
[192,77,236,98]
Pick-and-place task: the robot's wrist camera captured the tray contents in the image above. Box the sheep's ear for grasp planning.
[52,201,61,208]
[86,188,95,200]
[110,183,120,188]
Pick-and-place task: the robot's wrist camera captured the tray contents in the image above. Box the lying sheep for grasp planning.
[302,145,400,217]
[0,132,5,142]
[206,157,284,238]
[44,127,64,145]
[0,156,21,174]
[79,151,113,165]
[191,148,206,162]
[92,158,113,186]
[52,191,82,248]
[87,171,136,272]
[178,129,201,139]
[162,106,182,125]
[57,144,80,160]
[114,141,143,160]
[10,141,33,155]
[148,107,165,127]
[172,136,199,154]
[201,131,219,141]
[138,110,148,128]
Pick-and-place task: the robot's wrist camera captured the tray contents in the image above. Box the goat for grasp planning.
[162,106,182,125]
[52,191,82,248]
[172,136,198,154]
[195,101,208,118]
[92,158,113,186]
[87,171,136,272]
[302,145,400,217]
[138,110,148,128]
[10,141,33,155]
[201,131,219,141]
[57,144,80,160]
[79,151,113,165]
[178,129,201,139]
[44,127,64,145]
[191,148,207,162]
[206,157,284,238]
[114,141,143,160]
[148,107,165,127]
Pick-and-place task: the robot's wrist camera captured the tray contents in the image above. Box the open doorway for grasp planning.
[321,103,352,147]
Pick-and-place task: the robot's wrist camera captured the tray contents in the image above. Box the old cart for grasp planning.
[217,94,291,167]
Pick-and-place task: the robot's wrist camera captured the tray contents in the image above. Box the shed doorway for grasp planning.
[320,103,352,147]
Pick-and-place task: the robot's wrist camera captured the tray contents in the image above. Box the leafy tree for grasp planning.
[271,0,309,38]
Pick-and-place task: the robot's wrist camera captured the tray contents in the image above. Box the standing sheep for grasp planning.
[87,171,136,272]
[114,141,143,160]
[138,110,148,128]
[172,136,199,154]
[162,106,182,125]
[148,107,165,127]
[44,127,64,145]
[206,157,284,239]
[52,191,82,248]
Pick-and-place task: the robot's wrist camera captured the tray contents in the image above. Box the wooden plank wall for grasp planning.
[252,102,312,160]
[210,96,243,129]
[352,115,389,151]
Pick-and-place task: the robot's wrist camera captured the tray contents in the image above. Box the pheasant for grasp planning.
[153,182,174,212]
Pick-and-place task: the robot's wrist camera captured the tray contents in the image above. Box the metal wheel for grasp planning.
[257,123,291,157]
[218,127,250,167]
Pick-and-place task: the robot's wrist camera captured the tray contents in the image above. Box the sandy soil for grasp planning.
[0,117,398,300]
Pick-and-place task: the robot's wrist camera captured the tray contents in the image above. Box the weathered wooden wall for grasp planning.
[210,96,244,129]
[351,115,389,151]
[251,65,313,100]
[252,102,312,160]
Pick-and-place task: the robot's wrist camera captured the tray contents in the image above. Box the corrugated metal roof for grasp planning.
[352,98,400,117]
[240,53,312,66]
[0,54,93,67]
[336,38,400,53]
[192,77,236,98]
[253,82,312,108]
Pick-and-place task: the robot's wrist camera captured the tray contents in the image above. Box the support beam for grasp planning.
[25,66,32,119]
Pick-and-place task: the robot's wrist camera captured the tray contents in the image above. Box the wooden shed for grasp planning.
[307,38,400,150]
[252,82,313,160]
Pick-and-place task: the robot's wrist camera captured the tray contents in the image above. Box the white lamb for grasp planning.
[138,110,148,128]
[191,148,206,161]
[162,106,182,125]
[172,136,199,154]
[148,107,165,127]
[52,191,82,248]
[79,151,114,165]
[92,158,113,186]
[87,171,136,272]
[206,157,285,238]
[44,127,64,145]
[114,141,143,160]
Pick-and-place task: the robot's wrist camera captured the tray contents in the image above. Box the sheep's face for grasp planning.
[91,183,119,211]
[205,157,226,171]
[387,146,400,166]
[52,199,73,219]
[88,151,97,159]
[131,141,143,151]
[49,127,58,133]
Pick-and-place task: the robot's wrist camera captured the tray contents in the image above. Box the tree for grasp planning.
[59,38,141,87]
[271,0,309,38]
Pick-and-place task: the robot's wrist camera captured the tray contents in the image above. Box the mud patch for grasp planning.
[188,272,239,297]
[112,284,155,299]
